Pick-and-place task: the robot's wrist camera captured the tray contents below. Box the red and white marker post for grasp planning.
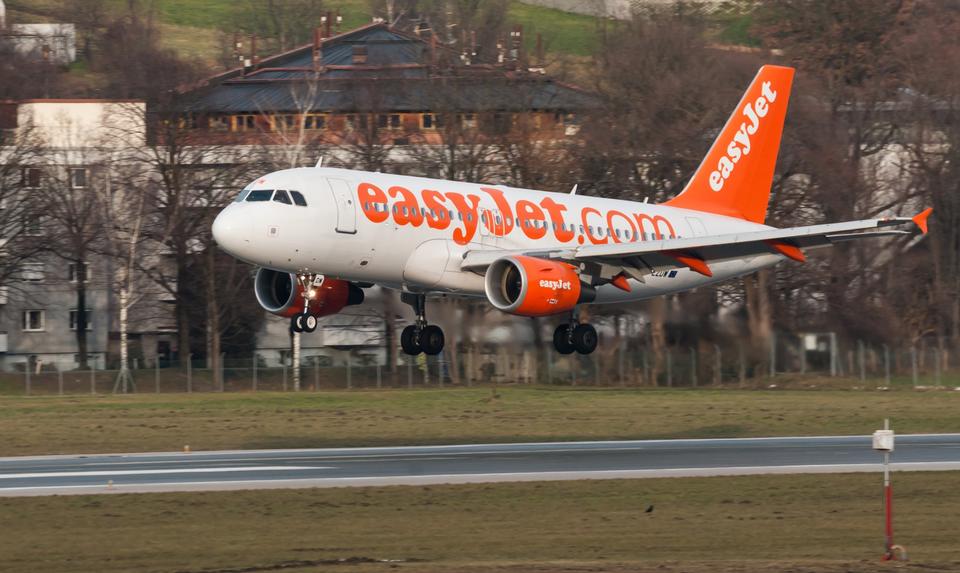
[873,419,905,561]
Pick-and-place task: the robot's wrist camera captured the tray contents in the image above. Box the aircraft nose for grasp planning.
[212,206,249,256]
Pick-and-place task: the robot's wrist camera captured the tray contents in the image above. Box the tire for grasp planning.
[420,325,445,356]
[572,323,598,355]
[400,325,422,355]
[290,315,304,334]
[552,324,576,355]
[303,314,318,333]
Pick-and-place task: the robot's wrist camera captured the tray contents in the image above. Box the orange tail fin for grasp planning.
[664,65,795,223]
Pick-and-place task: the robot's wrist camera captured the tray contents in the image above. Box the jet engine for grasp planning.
[254,268,364,318]
[484,255,595,317]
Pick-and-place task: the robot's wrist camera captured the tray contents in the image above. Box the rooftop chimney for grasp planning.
[313,27,323,71]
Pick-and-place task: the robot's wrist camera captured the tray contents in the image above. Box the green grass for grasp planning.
[1,472,958,572]
[1,387,958,457]
[509,2,602,57]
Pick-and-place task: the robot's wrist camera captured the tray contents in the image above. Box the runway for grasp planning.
[2,434,959,496]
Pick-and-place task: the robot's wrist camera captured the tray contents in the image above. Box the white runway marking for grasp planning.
[0,466,327,479]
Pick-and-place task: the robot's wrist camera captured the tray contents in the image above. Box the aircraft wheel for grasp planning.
[290,315,304,334]
[572,323,598,355]
[420,325,445,356]
[552,324,576,355]
[302,314,318,333]
[400,325,422,355]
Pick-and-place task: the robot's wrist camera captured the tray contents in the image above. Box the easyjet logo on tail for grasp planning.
[709,81,778,192]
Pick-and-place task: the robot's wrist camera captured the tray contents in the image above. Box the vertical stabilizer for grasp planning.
[664,65,795,223]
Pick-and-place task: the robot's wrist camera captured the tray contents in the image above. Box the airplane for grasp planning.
[211,65,932,357]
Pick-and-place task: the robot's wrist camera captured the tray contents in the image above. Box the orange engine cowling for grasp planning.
[484,255,595,317]
[254,268,364,318]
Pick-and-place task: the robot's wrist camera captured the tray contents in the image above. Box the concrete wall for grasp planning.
[17,100,146,148]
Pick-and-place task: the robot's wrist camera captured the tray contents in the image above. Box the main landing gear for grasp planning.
[552,316,598,355]
[400,293,445,356]
[289,273,322,334]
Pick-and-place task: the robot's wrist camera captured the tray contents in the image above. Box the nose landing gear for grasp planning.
[400,293,445,356]
[289,273,323,334]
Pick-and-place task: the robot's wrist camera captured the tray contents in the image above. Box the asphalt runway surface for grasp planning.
[2,434,959,496]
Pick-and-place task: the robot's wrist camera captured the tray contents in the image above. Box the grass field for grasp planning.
[1,472,957,572]
[2,387,958,457]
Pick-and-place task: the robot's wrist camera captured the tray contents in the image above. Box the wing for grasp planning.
[460,209,931,285]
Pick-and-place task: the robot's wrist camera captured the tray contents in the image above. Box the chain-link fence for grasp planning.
[0,336,956,396]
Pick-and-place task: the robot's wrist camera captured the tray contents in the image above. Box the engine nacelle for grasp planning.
[484,255,595,317]
[254,268,364,318]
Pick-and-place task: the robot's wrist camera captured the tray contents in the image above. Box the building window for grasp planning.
[22,262,44,281]
[23,214,43,236]
[69,167,87,189]
[346,114,369,131]
[69,309,93,331]
[304,114,326,130]
[377,114,401,130]
[458,113,477,130]
[351,45,368,64]
[68,262,88,283]
[22,310,44,332]
[21,167,42,188]
[211,115,230,131]
[232,114,256,132]
[273,114,296,131]
[421,113,444,129]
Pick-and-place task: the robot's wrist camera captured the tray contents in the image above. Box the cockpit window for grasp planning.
[290,190,307,206]
[234,189,251,203]
[246,190,273,202]
[273,190,292,205]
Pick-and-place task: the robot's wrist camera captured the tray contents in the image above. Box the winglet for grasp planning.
[912,207,932,234]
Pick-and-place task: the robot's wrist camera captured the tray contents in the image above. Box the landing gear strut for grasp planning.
[289,273,322,334]
[400,293,445,356]
[553,312,597,355]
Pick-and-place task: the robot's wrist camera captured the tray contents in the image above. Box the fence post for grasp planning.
[800,338,807,375]
[738,341,745,386]
[90,361,96,395]
[187,354,193,393]
[642,349,649,386]
[911,346,918,387]
[769,333,776,378]
[422,355,428,387]
[376,363,382,389]
[407,358,413,389]
[618,339,625,386]
[934,347,942,387]
[690,347,697,387]
[347,352,353,390]
[546,348,553,385]
[155,358,160,394]
[857,340,867,382]
[314,358,320,391]
[714,344,721,386]
[220,353,226,392]
[282,364,288,392]
[594,351,600,385]
[252,354,258,392]
[25,363,30,396]
[829,333,838,377]
[884,344,891,387]
[57,365,63,396]
[666,348,673,387]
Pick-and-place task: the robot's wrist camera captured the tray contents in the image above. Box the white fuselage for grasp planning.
[212,167,784,305]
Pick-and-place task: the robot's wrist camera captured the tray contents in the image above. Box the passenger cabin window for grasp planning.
[290,191,308,206]
[273,190,292,205]
[246,190,273,201]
